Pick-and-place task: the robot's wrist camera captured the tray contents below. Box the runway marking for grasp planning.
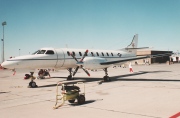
[96,91,109,95]
[81,106,161,118]
[9,86,23,88]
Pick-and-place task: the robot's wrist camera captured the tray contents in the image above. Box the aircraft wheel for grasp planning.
[29,81,37,88]
[103,76,111,82]
[107,76,111,81]
[78,95,85,105]
[68,99,75,103]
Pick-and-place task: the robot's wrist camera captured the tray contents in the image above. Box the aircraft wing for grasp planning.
[100,53,172,65]
[100,56,147,65]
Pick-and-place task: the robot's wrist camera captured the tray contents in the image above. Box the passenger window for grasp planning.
[79,52,82,56]
[37,50,46,54]
[117,53,122,57]
[67,51,70,56]
[46,50,54,54]
[106,53,109,56]
[96,52,99,56]
[102,52,104,56]
[111,53,113,56]
[91,52,94,56]
[72,51,75,56]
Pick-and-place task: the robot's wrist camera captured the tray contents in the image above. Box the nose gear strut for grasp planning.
[28,72,38,88]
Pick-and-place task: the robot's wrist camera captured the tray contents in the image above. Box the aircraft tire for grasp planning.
[103,76,111,82]
[107,76,111,81]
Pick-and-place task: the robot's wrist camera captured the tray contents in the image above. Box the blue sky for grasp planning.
[0,0,180,62]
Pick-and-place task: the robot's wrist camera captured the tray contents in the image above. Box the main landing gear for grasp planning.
[103,68,111,82]
[67,68,111,82]
[28,72,38,88]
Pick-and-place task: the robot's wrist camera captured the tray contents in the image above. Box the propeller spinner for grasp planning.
[70,50,90,77]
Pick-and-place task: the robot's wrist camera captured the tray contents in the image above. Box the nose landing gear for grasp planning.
[28,72,38,88]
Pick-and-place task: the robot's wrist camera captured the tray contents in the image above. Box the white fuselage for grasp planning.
[1,48,136,70]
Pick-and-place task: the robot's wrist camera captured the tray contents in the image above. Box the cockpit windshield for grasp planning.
[32,50,46,55]
[37,50,46,54]
[32,50,39,55]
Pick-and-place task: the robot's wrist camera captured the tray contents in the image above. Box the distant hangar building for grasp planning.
[136,50,173,64]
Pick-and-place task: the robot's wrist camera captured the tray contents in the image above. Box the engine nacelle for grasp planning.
[83,57,110,69]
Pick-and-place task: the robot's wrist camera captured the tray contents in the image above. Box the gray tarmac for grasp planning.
[0,63,180,118]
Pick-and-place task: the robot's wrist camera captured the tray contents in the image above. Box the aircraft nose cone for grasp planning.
[1,61,15,69]
[1,61,8,69]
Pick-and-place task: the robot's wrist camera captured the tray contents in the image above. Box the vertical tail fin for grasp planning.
[120,34,148,54]
[125,34,138,54]
[127,34,138,49]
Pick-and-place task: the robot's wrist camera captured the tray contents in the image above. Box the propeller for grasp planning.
[81,66,90,76]
[70,50,90,77]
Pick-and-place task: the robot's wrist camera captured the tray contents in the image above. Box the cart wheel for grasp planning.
[78,95,85,105]
[68,99,75,103]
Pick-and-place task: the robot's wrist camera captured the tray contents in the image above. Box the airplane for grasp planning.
[1,34,172,88]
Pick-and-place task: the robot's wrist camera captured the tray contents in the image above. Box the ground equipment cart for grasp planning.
[53,81,85,109]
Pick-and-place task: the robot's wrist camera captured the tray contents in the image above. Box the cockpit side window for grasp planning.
[46,50,54,54]
[37,50,46,54]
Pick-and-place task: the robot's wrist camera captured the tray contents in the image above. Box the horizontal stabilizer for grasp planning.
[124,47,149,50]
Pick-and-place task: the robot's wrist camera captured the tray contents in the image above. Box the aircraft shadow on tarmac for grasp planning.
[38,70,179,88]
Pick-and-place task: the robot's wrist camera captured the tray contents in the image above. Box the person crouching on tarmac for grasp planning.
[37,69,51,79]
[44,69,51,78]
[37,69,45,79]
